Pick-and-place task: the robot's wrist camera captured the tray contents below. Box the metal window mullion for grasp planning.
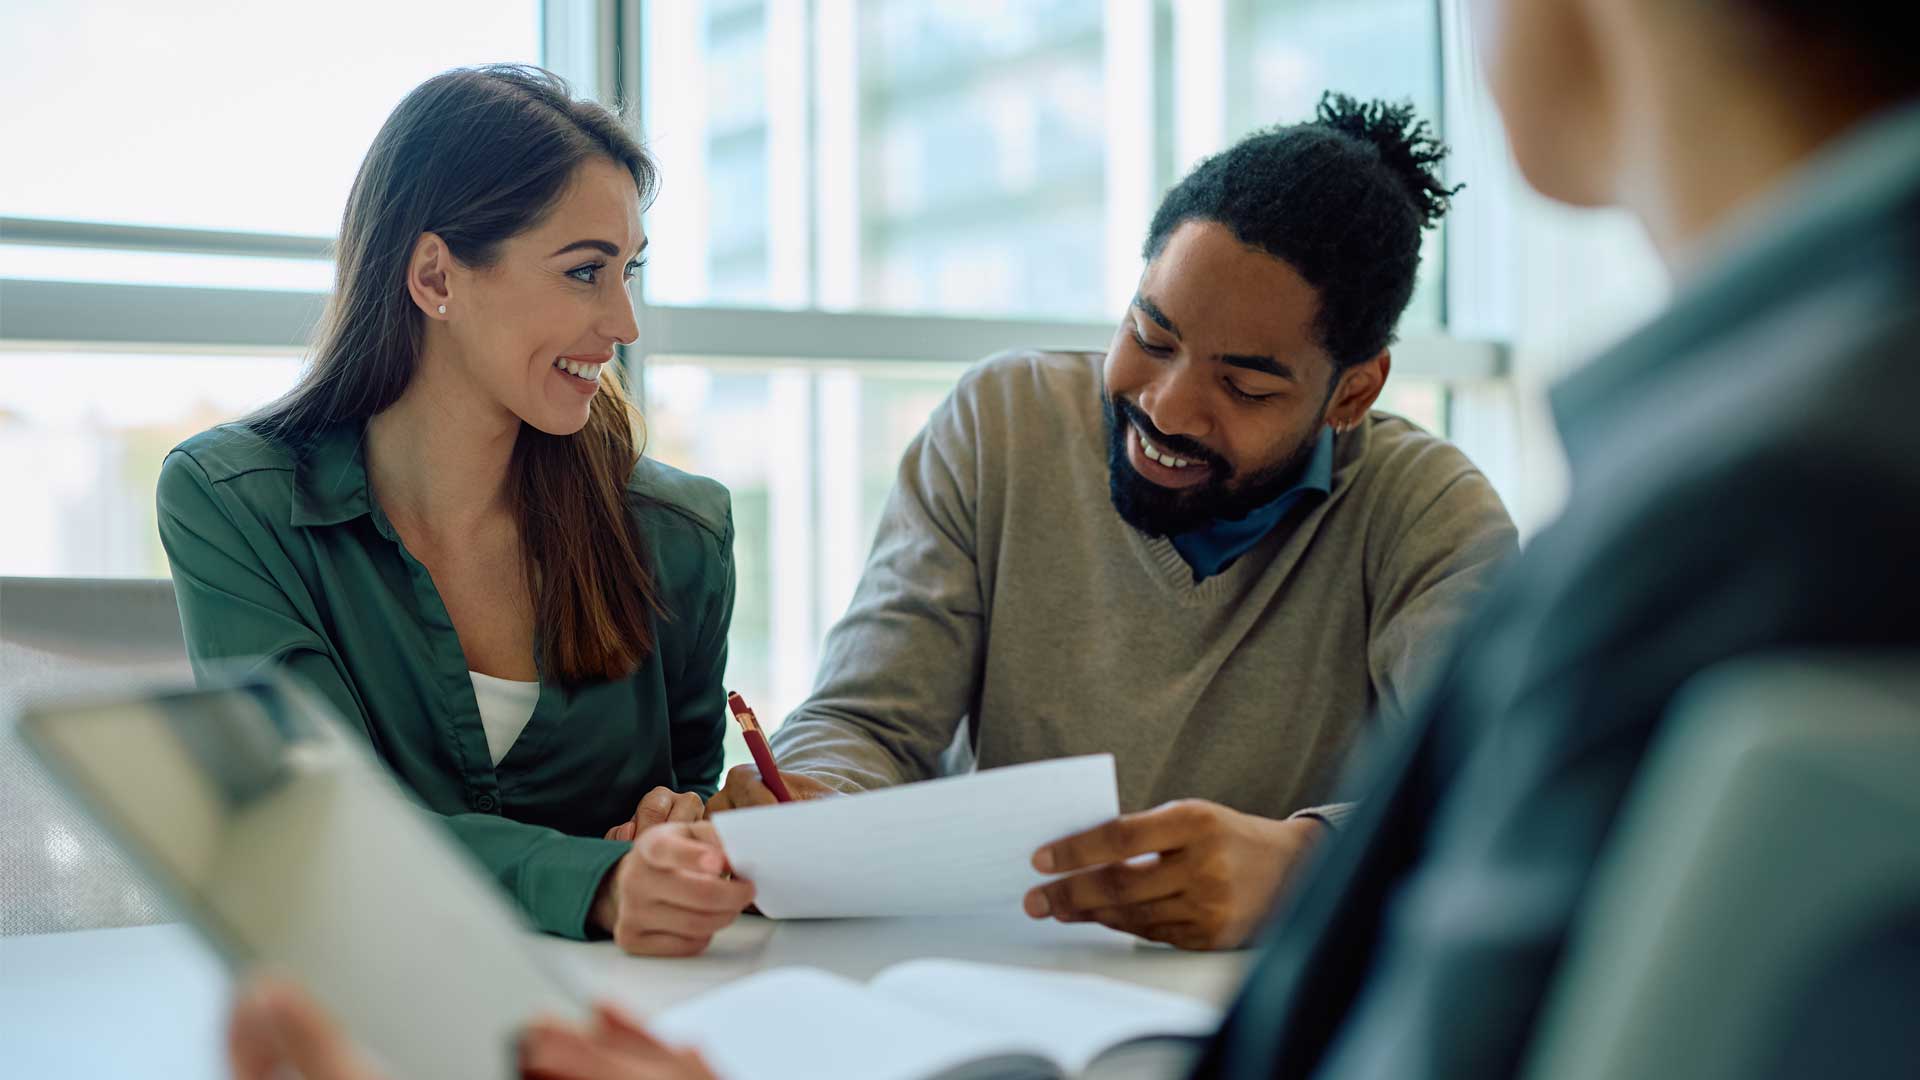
[767,367,820,709]
[1102,0,1157,314]
[0,277,1504,379]
[0,280,324,351]
[611,0,637,109]
[618,0,650,406]
[813,369,862,641]
[627,0,712,373]
[541,0,603,97]
[1170,0,1228,171]
[0,217,330,260]
[1431,0,1452,332]
[634,304,1114,365]
[766,0,813,308]
[812,0,860,309]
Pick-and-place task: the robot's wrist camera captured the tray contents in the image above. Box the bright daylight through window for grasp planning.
[3,0,1508,744]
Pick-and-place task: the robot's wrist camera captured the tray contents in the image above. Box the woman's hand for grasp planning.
[604,786,705,843]
[227,979,389,1080]
[591,821,755,957]
[227,978,720,1080]
[520,1003,721,1080]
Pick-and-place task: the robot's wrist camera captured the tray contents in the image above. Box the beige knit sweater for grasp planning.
[770,350,1517,824]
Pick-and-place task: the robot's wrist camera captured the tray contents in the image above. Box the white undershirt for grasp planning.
[469,670,540,766]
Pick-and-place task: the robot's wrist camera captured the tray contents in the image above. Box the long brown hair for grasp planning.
[250,65,665,683]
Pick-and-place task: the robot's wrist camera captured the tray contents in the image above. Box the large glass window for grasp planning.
[643,359,965,733]
[1233,0,1446,333]
[854,1,1108,318]
[4,0,1497,770]
[0,350,302,576]
[0,0,545,578]
[642,0,1108,317]
[0,0,542,237]
[639,0,1448,327]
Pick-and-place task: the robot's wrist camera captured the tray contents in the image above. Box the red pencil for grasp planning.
[726,691,793,803]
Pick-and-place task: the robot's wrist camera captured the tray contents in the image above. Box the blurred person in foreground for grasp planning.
[1193,0,1920,1075]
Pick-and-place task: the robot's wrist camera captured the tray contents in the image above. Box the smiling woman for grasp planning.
[153,66,754,959]
[250,67,662,681]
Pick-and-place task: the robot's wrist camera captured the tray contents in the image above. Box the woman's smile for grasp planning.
[552,353,607,394]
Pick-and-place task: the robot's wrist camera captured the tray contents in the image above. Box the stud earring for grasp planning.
[437,304,447,315]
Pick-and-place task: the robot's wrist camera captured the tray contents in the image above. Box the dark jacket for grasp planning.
[1197,100,1920,1078]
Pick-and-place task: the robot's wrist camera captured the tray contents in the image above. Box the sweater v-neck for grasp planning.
[1117,435,1351,607]
[1124,518,1285,606]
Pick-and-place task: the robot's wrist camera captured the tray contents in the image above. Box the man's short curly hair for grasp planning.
[1144,92,1461,375]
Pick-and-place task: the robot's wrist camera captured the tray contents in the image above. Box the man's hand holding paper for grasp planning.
[1024,800,1327,950]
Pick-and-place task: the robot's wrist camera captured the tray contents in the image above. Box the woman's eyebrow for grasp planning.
[548,239,620,258]
[548,237,650,259]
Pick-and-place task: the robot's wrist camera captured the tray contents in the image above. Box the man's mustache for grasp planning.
[1114,396,1225,470]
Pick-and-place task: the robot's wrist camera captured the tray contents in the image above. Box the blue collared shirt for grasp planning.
[1171,427,1335,581]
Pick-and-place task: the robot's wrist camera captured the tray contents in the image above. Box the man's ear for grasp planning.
[406,232,455,320]
[1326,349,1391,431]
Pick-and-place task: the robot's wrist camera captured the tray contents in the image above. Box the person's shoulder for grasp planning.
[156,424,309,541]
[1643,301,1919,522]
[958,347,1102,406]
[1353,412,1494,503]
[627,455,733,568]
[938,348,1104,441]
[165,422,296,485]
[158,423,301,527]
[1361,411,1472,465]
[1344,413,1517,559]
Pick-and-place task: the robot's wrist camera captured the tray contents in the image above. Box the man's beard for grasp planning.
[1104,392,1325,538]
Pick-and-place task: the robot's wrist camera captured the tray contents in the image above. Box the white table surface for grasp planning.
[0,915,1252,1079]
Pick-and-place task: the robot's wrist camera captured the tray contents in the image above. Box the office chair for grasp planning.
[1523,652,1920,1080]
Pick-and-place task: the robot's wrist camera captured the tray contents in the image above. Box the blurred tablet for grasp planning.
[14,669,582,1080]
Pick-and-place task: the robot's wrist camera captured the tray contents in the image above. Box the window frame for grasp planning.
[0,0,1504,387]
[0,0,1515,725]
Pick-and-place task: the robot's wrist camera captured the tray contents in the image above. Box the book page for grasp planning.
[709,755,1120,919]
[648,967,1052,1080]
[870,959,1223,1074]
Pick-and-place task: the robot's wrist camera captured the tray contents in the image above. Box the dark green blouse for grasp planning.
[156,421,735,939]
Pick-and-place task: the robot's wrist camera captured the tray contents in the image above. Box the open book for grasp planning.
[649,959,1223,1080]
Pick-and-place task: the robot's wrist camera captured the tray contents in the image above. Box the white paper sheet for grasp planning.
[647,959,1221,1080]
[869,959,1222,1074]
[648,967,1026,1080]
[708,754,1120,918]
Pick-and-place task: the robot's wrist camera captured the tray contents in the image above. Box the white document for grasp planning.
[648,959,1222,1080]
[708,754,1120,918]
